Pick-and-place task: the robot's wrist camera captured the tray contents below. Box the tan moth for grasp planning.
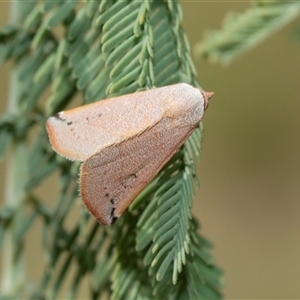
[46,83,213,225]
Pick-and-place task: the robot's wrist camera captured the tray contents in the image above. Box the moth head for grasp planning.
[201,91,214,111]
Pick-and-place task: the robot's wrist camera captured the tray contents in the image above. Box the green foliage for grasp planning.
[195,0,300,64]
[0,1,223,299]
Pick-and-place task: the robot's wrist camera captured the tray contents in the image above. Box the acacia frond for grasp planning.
[98,0,154,96]
[109,213,153,300]
[151,220,223,299]
[195,1,300,64]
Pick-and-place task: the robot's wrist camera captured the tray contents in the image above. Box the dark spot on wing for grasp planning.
[53,113,66,122]
[110,207,115,217]
[131,173,137,178]
[110,207,117,222]
[109,202,118,224]
[67,121,73,126]
[110,215,118,224]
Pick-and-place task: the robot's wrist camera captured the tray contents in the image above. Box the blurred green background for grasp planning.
[1,2,300,299]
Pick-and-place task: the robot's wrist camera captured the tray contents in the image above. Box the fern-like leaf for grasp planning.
[195,1,300,63]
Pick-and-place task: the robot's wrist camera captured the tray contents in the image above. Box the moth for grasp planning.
[46,83,213,225]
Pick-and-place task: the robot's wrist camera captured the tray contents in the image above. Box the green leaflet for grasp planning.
[102,8,140,43]
[47,66,76,114]
[27,130,56,189]
[0,117,14,159]
[109,43,143,78]
[76,53,106,90]
[34,52,56,83]
[97,1,128,26]
[0,206,14,251]
[67,29,101,66]
[84,67,110,103]
[102,25,135,53]
[106,66,141,94]
[67,4,94,41]
[43,0,62,13]
[18,1,38,21]
[0,130,11,158]
[91,252,111,294]
[45,0,79,29]
[73,42,100,73]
